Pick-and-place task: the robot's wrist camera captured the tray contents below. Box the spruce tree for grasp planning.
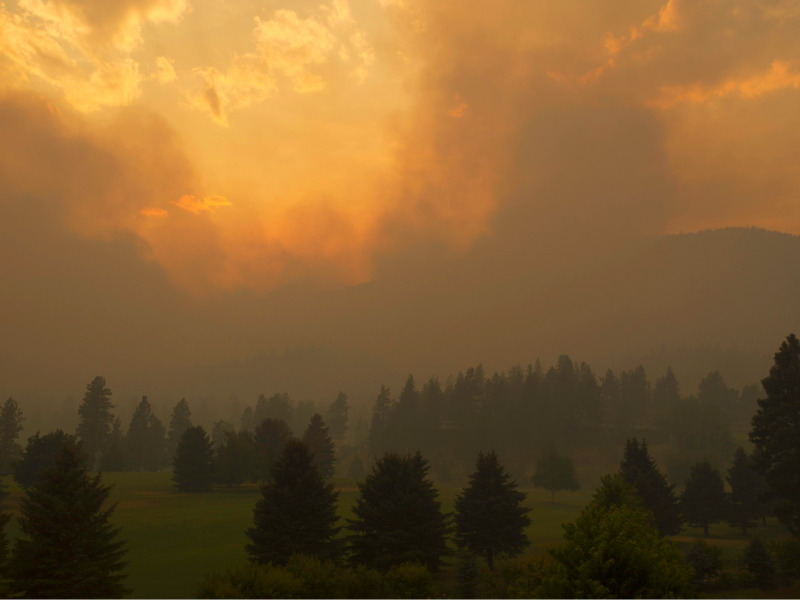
[744,537,776,588]
[215,429,254,487]
[0,398,23,473]
[166,398,192,461]
[727,447,766,535]
[681,460,726,537]
[127,396,155,471]
[9,443,128,598]
[750,333,800,533]
[173,426,214,492]
[348,452,450,572]
[252,418,292,482]
[619,438,682,535]
[326,392,349,441]
[532,446,580,504]
[14,430,83,488]
[302,413,335,479]
[455,450,530,570]
[246,439,340,565]
[76,376,115,469]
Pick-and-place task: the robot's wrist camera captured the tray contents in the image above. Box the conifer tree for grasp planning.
[727,447,767,535]
[173,426,214,492]
[9,443,128,598]
[744,537,776,589]
[368,385,394,458]
[326,392,349,441]
[750,333,800,533]
[76,376,116,469]
[14,430,83,488]
[0,398,23,473]
[99,418,127,471]
[215,429,254,487]
[303,413,335,479]
[348,452,450,572]
[246,439,340,565]
[456,451,530,570]
[619,438,682,535]
[127,396,165,471]
[532,446,580,504]
[681,460,726,537]
[167,398,192,462]
[252,418,292,482]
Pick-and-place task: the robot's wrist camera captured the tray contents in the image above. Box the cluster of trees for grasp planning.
[365,360,751,481]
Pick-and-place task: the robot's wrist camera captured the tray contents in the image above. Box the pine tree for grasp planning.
[750,333,800,533]
[0,398,23,473]
[619,438,682,535]
[246,439,341,565]
[326,392,349,441]
[127,396,153,471]
[744,537,776,589]
[99,418,128,471]
[303,413,335,479]
[727,447,766,535]
[166,398,192,461]
[173,426,214,492]
[455,549,480,599]
[215,429,254,487]
[456,451,530,570]
[348,452,450,572]
[681,460,726,537]
[532,446,580,504]
[76,376,115,469]
[252,418,292,482]
[14,430,83,488]
[9,443,128,598]
[368,385,394,458]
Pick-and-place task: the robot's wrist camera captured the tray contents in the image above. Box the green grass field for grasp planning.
[0,472,794,598]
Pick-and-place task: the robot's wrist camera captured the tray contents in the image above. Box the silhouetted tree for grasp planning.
[76,376,115,468]
[727,447,766,535]
[9,443,128,598]
[455,549,480,599]
[348,452,450,572]
[327,392,349,442]
[252,418,292,482]
[14,430,83,488]
[0,398,23,473]
[532,446,580,504]
[215,429,254,487]
[246,440,341,565]
[619,438,682,535]
[126,396,165,471]
[455,450,530,570]
[681,460,726,537]
[0,512,10,593]
[368,385,394,458]
[744,537,776,589]
[303,413,335,479]
[173,426,214,492]
[254,393,293,429]
[750,333,800,534]
[99,418,127,471]
[166,398,192,460]
[210,419,234,449]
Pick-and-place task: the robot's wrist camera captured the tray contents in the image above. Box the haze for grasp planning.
[1,0,799,414]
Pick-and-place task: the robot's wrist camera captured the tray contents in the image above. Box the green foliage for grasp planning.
[750,333,800,534]
[348,452,450,572]
[727,446,768,534]
[455,549,480,599]
[252,418,292,482]
[0,398,23,473]
[743,537,776,589]
[326,392,349,441]
[246,439,341,565]
[9,443,129,598]
[166,398,192,462]
[13,429,83,488]
[538,474,693,599]
[681,459,727,537]
[76,375,115,469]
[302,413,335,479]
[685,538,722,586]
[620,437,682,535]
[172,425,215,492]
[456,450,530,570]
[531,446,579,503]
[198,555,433,599]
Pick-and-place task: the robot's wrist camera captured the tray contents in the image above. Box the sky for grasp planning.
[1,0,799,405]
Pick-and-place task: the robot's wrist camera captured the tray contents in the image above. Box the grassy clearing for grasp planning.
[0,472,794,598]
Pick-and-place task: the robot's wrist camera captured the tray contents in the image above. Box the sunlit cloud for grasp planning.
[140,207,169,217]
[154,56,176,84]
[172,194,232,215]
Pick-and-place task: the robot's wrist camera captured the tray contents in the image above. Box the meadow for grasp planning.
[0,472,793,598]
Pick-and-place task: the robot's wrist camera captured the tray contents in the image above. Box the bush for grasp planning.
[775,537,800,579]
[686,538,722,585]
[744,537,776,589]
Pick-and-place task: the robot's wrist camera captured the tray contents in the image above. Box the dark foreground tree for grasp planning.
[246,440,341,565]
[302,413,335,479]
[744,537,776,589]
[173,426,214,492]
[455,450,530,570]
[349,452,450,572]
[9,443,128,598]
[14,430,83,488]
[0,398,23,472]
[538,474,692,598]
[215,429,254,487]
[76,376,115,469]
[727,447,767,535]
[681,460,726,537]
[750,333,800,533]
[619,438,682,535]
[532,446,580,504]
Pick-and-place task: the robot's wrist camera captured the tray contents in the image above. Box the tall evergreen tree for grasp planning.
[99,418,127,471]
[681,460,726,537]
[368,385,394,458]
[750,333,800,534]
[302,413,335,479]
[455,451,530,570]
[166,398,192,461]
[532,446,580,504]
[76,376,115,469]
[126,396,165,471]
[0,398,23,473]
[246,439,341,565]
[619,438,682,535]
[9,443,128,598]
[727,447,767,535]
[14,430,83,488]
[252,418,292,482]
[348,452,450,572]
[215,429,254,487]
[172,426,214,492]
[326,392,349,441]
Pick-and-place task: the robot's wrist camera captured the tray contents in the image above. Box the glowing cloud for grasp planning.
[172,195,232,215]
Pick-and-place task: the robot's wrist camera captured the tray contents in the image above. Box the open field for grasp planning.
[0,472,794,598]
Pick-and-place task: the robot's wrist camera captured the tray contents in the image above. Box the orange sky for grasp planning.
[2,0,799,294]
